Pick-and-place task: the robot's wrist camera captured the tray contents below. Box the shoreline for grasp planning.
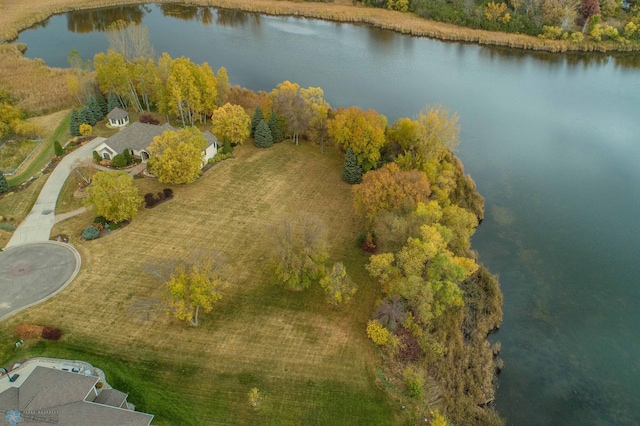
[1,0,639,53]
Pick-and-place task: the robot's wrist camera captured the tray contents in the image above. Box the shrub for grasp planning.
[540,25,563,40]
[93,216,107,225]
[109,221,121,230]
[123,149,132,164]
[144,193,156,208]
[139,114,159,125]
[92,150,101,163]
[222,139,232,154]
[79,123,93,136]
[15,324,44,339]
[157,191,165,201]
[366,320,390,346]
[41,326,62,341]
[403,364,425,399]
[163,188,174,198]
[82,225,100,240]
[0,171,9,194]
[0,222,16,232]
[111,154,127,168]
[54,140,64,156]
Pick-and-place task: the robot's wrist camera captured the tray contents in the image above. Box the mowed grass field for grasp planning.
[0,141,404,425]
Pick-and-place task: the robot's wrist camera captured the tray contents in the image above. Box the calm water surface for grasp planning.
[16,5,640,424]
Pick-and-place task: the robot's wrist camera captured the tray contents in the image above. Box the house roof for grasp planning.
[0,366,153,425]
[107,107,129,120]
[94,388,128,408]
[203,130,220,148]
[103,122,175,154]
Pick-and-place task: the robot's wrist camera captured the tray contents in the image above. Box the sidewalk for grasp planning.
[6,138,106,248]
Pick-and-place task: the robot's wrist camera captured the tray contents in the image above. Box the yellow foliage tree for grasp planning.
[328,106,387,171]
[84,171,142,223]
[320,262,357,305]
[210,102,251,145]
[148,127,207,184]
[165,256,228,326]
[485,2,508,21]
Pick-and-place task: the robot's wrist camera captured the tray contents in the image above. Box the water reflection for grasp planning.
[216,9,261,28]
[159,4,214,25]
[66,5,147,33]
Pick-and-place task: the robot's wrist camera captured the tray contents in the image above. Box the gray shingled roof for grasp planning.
[104,122,175,153]
[203,130,220,149]
[94,388,127,408]
[106,107,129,120]
[0,366,153,426]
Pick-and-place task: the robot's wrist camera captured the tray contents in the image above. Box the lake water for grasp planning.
[16,5,640,424]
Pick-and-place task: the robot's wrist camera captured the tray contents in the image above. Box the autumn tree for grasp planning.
[254,120,273,148]
[270,81,314,145]
[0,103,40,139]
[94,49,142,111]
[580,0,600,24]
[542,0,579,30]
[328,106,387,171]
[395,105,460,182]
[148,127,207,184]
[342,147,363,184]
[67,49,93,104]
[84,171,143,223]
[271,216,328,290]
[320,262,357,305]
[72,158,95,185]
[211,102,251,145]
[352,162,431,226]
[216,66,230,106]
[165,254,228,326]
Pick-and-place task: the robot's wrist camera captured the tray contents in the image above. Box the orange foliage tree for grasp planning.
[352,162,431,226]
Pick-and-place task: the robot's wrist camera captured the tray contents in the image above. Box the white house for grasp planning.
[94,122,219,166]
[106,107,129,127]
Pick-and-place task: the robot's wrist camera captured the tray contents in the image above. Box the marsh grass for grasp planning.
[0,0,637,53]
[1,141,409,424]
[0,140,39,173]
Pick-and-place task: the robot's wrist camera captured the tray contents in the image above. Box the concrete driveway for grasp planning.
[0,242,80,321]
[6,137,105,248]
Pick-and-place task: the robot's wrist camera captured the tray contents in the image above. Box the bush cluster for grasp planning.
[42,326,62,341]
[139,114,160,125]
[144,188,174,208]
[111,154,127,168]
[14,324,62,341]
[82,225,100,240]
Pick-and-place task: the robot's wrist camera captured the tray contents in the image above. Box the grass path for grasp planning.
[0,141,406,424]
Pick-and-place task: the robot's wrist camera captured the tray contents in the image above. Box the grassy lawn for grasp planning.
[55,171,85,215]
[0,141,407,425]
[0,139,40,174]
[7,110,70,186]
[0,173,48,224]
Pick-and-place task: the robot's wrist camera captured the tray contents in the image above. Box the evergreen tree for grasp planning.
[107,90,120,112]
[268,112,284,143]
[254,120,273,148]
[342,148,363,184]
[0,170,9,194]
[123,148,132,165]
[250,105,264,138]
[54,140,64,156]
[69,109,81,136]
[88,94,103,123]
[97,90,108,116]
[80,105,95,126]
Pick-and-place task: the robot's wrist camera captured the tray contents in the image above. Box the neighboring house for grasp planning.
[0,361,153,425]
[95,122,174,162]
[106,107,130,127]
[94,122,219,166]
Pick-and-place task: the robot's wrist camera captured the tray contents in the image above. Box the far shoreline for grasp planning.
[1,0,640,54]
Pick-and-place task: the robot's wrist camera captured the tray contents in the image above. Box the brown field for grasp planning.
[0,0,637,54]
[1,141,406,424]
[0,44,74,113]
